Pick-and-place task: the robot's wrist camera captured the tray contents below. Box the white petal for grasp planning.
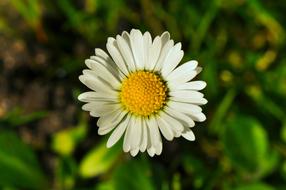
[161,43,184,77]
[143,32,152,69]
[166,60,197,80]
[146,120,152,151]
[153,40,174,71]
[82,102,120,116]
[167,70,197,87]
[88,56,124,81]
[84,59,120,83]
[89,112,100,117]
[97,109,126,128]
[156,117,174,141]
[80,70,115,92]
[168,101,202,114]
[130,147,140,157]
[147,31,171,71]
[116,34,136,72]
[121,32,138,71]
[129,117,142,150]
[166,61,198,84]
[98,125,117,136]
[160,112,184,137]
[130,29,145,70]
[146,36,161,70]
[78,91,117,102]
[98,110,127,135]
[79,74,99,92]
[95,48,109,60]
[98,127,114,135]
[78,91,117,103]
[155,142,163,155]
[147,147,156,157]
[166,60,197,79]
[196,66,203,74]
[97,109,124,128]
[170,90,204,99]
[79,69,116,92]
[169,90,207,105]
[172,81,207,91]
[165,106,195,128]
[160,31,170,45]
[140,119,148,152]
[146,116,161,148]
[106,39,129,75]
[182,128,195,141]
[188,112,206,122]
[84,59,121,89]
[169,96,208,105]
[106,114,130,148]
[89,102,120,117]
[123,115,135,152]
[79,72,117,93]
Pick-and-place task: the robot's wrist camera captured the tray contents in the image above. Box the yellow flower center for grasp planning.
[120,71,167,117]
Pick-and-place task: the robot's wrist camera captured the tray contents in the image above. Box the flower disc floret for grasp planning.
[120,71,167,117]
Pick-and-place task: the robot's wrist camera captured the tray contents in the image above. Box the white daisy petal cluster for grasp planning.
[78,29,207,157]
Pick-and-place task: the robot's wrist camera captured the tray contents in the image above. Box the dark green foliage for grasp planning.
[0,131,47,189]
[0,0,285,189]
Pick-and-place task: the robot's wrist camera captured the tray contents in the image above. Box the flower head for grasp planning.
[78,29,207,157]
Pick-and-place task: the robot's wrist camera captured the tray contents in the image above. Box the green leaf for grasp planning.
[234,183,274,190]
[52,120,87,156]
[281,121,286,143]
[182,154,208,189]
[0,108,47,127]
[281,160,286,181]
[79,140,121,178]
[0,131,47,189]
[10,0,41,28]
[55,157,77,190]
[209,88,236,134]
[172,173,181,190]
[111,157,155,190]
[192,0,220,52]
[52,130,75,156]
[223,115,278,178]
[95,181,115,190]
[94,157,155,190]
[245,84,285,122]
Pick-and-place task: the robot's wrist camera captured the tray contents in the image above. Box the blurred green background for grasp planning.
[0,0,286,189]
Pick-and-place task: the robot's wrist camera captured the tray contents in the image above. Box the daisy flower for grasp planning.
[78,29,207,157]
